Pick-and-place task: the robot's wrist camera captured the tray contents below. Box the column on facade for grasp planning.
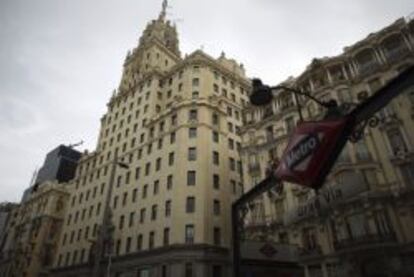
[351,58,359,76]
[325,67,334,85]
[401,30,414,51]
[373,46,387,65]
[341,63,349,80]
[308,77,315,92]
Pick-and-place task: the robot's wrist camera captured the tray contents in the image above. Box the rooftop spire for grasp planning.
[159,0,168,21]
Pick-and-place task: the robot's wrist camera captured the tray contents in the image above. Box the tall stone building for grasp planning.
[52,2,249,276]
[241,17,414,277]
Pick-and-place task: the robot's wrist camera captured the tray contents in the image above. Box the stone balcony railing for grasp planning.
[298,245,323,261]
[357,61,381,78]
[385,46,411,64]
[333,232,397,252]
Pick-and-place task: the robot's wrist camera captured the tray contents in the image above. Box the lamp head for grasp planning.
[250,78,273,106]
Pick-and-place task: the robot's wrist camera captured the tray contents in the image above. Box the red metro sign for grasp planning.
[275,118,351,190]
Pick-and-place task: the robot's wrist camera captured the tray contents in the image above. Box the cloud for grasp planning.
[0,0,413,202]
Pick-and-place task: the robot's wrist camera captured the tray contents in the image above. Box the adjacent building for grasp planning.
[0,203,19,258]
[0,145,81,276]
[241,17,414,277]
[51,2,249,276]
[0,181,70,277]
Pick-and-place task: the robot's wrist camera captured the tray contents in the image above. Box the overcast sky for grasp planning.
[0,0,413,203]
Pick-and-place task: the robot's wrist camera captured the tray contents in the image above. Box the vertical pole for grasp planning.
[93,152,118,277]
[232,204,241,277]
[293,92,304,122]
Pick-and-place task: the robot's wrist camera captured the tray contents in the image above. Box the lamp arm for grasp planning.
[271,85,331,108]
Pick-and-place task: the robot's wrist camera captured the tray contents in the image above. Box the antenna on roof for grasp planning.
[68,140,84,149]
[29,167,38,187]
[407,11,414,21]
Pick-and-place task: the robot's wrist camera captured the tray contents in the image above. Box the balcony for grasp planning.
[298,245,323,261]
[333,232,397,252]
[384,46,410,64]
[357,61,380,77]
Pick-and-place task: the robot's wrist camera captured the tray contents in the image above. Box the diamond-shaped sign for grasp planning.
[260,243,277,258]
[275,118,350,190]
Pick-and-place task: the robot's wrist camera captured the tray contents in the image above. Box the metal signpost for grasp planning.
[232,65,414,277]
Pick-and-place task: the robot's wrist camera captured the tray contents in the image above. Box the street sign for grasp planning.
[275,118,350,190]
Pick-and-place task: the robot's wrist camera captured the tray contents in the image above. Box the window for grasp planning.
[189,109,198,121]
[132,188,138,203]
[169,152,175,165]
[213,151,219,165]
[213,84,219,93]
[189,127,197,138]
[167,175,173,190]
[213,200,220,215]
[185,263,193,277]
[213,174,220,189]
[228,122,233,132]
[192,78,200,86]
[187,171,196,186]
[212,131,219,143]
[119,215,125,229]
[400,162,414,187]
[229,158,236,171]
[163,228,170,246]
[143,185,148,199]
[228,138,234,149]
[171,114,177,125]
[149,231,155,249]
[212,265,222,277]
[188,147,197,161]
[156,158,162,171]
[170,132,176,144]
[165,200,171,217]
[113,196,118,209]
[140,208,146,223]
[231,180,236,194]
[285,117,295,133]
[125,237,132,253]
[185,225,195,244]
[387,128,408,155]
[151,205,158,220]
[122,192,127,206]
[213,227,221,245]
[137,234,143,250]
[186,197,195,213]
[162,265,168,277]
[128,212,134,227]
[227,107,233,116]
[145,162,151,176]
[212,113,219,125]
[153,180,159,195]
[355,140,372,161]
[192,91,199,99]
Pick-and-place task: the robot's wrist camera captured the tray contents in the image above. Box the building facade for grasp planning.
[241,17,414,277]
[51,3,249,277]
[0,181,70,277]
[0,203,19,258]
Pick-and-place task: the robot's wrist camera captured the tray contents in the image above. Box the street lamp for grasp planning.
[250,78,338,121]
[92,152,129,277]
